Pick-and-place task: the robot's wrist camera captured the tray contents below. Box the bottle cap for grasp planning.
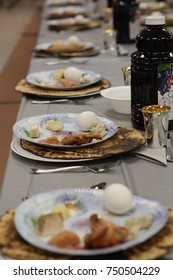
[145,16,165,25]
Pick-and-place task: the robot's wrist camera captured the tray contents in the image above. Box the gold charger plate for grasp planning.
[20,127,146,160]
[15,78,110,98]
[0,208,173,260]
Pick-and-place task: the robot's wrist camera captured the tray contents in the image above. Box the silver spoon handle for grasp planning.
[31,165,87,174]
[32,99,73,104]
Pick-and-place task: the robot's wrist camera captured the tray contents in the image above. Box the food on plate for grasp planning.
[84,214,129,249]
[103,183,134,215]
[48,36,85,52]
[38,132,102,146]
[80,74,92,84]
[90,122,108,137]
[76,111,99,131]
[48,230,80,249]
[125,215,153,238]
[46,119,63,132]
[53,68,64,81]
[39,135,61,145]
[61,132,102,145]
[37,212,63,236]
[64,66,82,82]
[75,14,85,23]
[60,78,81,87]
[52,203,70,220]
[29,123,39,138]
[67,35,81,45]
[52,67,92,88]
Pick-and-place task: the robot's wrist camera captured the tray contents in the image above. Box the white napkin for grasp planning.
[129,144,167,166]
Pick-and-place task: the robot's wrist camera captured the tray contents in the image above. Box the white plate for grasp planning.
[12,113,117,148]
[26,69,101,90]
[14,188,168,256]
[11,137,94,162]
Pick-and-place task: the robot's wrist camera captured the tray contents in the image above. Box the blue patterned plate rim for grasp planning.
[14,188,168,256]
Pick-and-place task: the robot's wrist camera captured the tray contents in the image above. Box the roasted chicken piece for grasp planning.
[61,133,102,145]
[84,214,128,249]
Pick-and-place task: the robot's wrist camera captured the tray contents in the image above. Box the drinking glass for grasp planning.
[141,105,171,149]
[122,66,131,86]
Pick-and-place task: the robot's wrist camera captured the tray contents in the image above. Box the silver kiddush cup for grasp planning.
[141,105,171,148]
[121,66,131,86]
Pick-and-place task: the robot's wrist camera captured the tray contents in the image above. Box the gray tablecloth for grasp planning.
[1,0,173,260]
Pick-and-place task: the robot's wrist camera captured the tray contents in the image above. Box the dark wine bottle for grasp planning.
[131,16,173,130]
[113,0,140,44]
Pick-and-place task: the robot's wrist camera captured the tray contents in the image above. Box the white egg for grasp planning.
[64,67,82,82]
[103,183,134,215]
[76,111,99,131]
[75,14,84,23]
[67,36,80,45]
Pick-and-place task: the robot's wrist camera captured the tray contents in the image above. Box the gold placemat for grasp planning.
[15,78,111,98]
[0,208,173,260]
[20,127,146,160]
[48,20,101,31]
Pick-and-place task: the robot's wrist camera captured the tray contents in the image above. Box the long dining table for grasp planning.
[1,0,173,260]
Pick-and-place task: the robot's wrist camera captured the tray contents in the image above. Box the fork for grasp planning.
[31,97,94,105]
[31,163,115,174]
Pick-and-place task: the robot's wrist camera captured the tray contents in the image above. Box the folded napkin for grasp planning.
[129,144,167,166]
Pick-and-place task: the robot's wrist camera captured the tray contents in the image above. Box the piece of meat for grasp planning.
[48,230,80,249]
[61,133,102,145]
[60,78,81,88]
[39,135,61,145]
[84,214,128,249]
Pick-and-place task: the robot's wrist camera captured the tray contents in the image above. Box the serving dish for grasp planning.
[101,86,131,114]
[26,69,101,90]
[12,126,146,161]
[12,113,117,148]
[14,188,168,256]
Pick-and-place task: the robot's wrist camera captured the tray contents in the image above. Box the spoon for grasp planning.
[90,182,106,190]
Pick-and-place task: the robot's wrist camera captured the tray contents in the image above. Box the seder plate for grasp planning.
[14,188,168,256]
[12,113,117,148]
[16,126,146,160]
[26,69,101,90]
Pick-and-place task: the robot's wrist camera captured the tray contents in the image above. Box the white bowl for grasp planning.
[101,86,131,114]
